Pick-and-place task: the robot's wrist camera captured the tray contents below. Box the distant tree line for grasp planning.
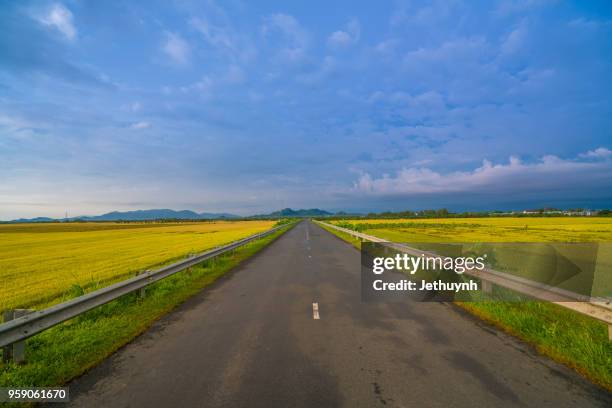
[323,207,612,220]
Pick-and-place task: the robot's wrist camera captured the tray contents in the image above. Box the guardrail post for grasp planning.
[136,271,149,299]
[608,325,612,342]
[186,254,194,275]
[481,280,493,294]
[2,309,33,364]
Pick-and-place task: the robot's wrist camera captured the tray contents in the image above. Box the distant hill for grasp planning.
[8,217,56,223]
[79,209,200,221]
[9,209,239,222]
[78,209,239,221]
[7,207,342,223]
[254,208,334,218]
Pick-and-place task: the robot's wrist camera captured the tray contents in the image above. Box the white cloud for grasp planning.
[162,32,191,65]
[130,121,151,130]
[0,114,45,140]
[262,13,308,46]
[192,76,213,92]
[374,39,399,55]
[580,147,612,159]
[328,31,351,47]
[353,148,612,196]
[178,76,214,98]
[121,102,142,112]
[35,3,76,40]
[501,24,527,55]
[0,114,34,132]
[191,17,234,50]
[262,13,309,63]
[568,18,612,30]
[190,17,256,62]
[175,66,243,97]
[327,19,361,49]
[404,37,487,65]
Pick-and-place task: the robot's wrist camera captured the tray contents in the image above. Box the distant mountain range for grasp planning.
[8,209,239,222]
[261,208,334,217]
[6,208,341,222]
[10,217,57,223]
[79,209,239,221]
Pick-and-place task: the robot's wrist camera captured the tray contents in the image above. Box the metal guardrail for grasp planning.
[0,224,292,351]
[315,220,612,339]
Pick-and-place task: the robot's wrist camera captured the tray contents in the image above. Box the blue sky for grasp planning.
[1,0,611,219]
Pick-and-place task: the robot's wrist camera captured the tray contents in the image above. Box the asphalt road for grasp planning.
[65,220,611,407]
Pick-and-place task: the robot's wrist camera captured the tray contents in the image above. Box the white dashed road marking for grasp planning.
[312,302,320,320]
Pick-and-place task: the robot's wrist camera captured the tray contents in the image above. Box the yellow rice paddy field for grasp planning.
[333,217,612,242]
[332,217,612,297]
[0,221,275,312]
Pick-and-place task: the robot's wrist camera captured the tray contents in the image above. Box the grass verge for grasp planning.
[315,221,612,391]
[0,225,292,393]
